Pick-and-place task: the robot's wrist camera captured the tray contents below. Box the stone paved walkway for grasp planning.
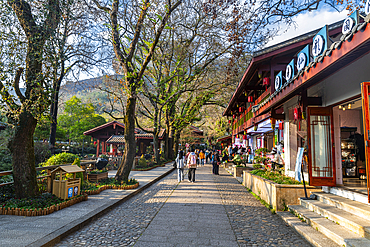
[56,164,311,247]
[0,164,174,247]
[214,167,311,247]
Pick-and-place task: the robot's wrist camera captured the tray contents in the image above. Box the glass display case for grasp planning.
[341,127,358,178]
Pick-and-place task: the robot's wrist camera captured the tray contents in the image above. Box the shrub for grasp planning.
[34,142,51,166]
[40,153,79,167]
[253,164,262,169]
[137,157,147,168]
[250,169,303,185]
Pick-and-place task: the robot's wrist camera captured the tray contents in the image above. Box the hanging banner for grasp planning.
[295,147,305,182]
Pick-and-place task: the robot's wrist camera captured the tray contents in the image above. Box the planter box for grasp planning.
[233,167,253,178]
[87,171,108,182]
[243,171,321,211]
[224,162,234,169]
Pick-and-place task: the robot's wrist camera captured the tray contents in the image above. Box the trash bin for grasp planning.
[51,165,84,200]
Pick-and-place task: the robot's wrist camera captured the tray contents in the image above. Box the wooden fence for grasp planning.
[0,160,97,192]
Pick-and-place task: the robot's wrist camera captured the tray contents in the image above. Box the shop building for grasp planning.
[226,10,370,203]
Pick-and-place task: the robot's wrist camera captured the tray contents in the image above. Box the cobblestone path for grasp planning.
[56,165,311,247]
[214,167,311,247]
[56,171,179,247]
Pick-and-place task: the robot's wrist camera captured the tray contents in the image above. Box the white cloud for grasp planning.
[266,8,348,47]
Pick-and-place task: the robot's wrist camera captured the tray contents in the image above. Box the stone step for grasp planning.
[289,205,370,247]
[313,192,370,220]
[299,198,370,239]
[278,211,340,247]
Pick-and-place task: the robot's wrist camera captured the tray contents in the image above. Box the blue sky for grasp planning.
[266,6,349,47]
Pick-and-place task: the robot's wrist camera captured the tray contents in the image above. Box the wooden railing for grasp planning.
[0,160,97,192]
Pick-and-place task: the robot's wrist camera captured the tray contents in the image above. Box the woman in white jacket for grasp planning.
[176,150,185,182]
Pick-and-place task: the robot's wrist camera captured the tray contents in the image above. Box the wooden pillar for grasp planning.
[96,139,100,157]
[47,169,52,192]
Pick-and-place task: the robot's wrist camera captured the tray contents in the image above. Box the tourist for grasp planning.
[187,148,197,182]
[205,149,210,163]
[271,147,284,171]
[176,149,185,182]
[199,150,205,166]
[212,150,220,175]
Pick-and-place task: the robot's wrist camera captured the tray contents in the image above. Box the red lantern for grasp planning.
[243,135,247,140]
[239,107,242,112]
[263,77,270,86]
[247,96,253,102]
[233,114,235,118]
[228,120,231,123]
[294,108,301,121]
[93,141,97,145]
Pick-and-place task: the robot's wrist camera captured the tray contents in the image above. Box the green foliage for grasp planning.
[40,153,79,167]
[1,193,72,210]
[137,156,147,168]
[253,163,262,169]
[254,147,271,166]
[87,168,107,174]
[58,96,106,143]
[81,178,138,192]
[0,184,14,204]
[34,142,51,166]
[255,148,270,156]
[250,170,303,185]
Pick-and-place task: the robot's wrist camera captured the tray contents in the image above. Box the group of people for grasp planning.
[175,148,222,183]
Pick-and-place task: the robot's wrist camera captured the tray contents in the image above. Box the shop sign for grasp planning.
[342,10,358,35]
[312,25,328,58]
[285,59,294,81]
[297,45,309,71]
[275,71,282,90]
[366,0,370,15]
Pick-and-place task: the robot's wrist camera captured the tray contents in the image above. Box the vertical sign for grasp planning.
[342,10,358,35]
[297,45,309,72]
[312,25,329,59]
[285,59,295,82]
[275,71,283,91]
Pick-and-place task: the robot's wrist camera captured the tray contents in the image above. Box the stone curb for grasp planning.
[27,166,175,247]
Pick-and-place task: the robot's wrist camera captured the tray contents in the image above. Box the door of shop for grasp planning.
[361,82,370,202]
[307,107,336,186]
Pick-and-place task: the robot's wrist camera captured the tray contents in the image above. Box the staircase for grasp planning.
[278,191,370,247]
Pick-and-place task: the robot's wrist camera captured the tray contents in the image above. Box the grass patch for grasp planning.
[245,187,275,214]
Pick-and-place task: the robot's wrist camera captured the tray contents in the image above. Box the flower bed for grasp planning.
[0,192,88,216]
[81,178,139,195]
[249,169,303,185]
[243,170,321,211]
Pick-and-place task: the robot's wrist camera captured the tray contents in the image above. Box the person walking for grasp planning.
[205,149,209,163]
[199,150,205,166]
[176,150,185,182]
[187,148,197,182]
[212,150,220,175]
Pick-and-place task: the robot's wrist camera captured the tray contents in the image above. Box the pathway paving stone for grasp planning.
[56,171,179,247]
[214,166,311,247]
[57,164,312,247]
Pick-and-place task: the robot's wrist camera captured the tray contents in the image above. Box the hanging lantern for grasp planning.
[248,96,253,102]
[294,108,302,121]
[279,122,284,130]
[239,107,242,112]
[94,141,97,145]
[271,118,276,130]
[263,77,270,86]
[228,120,231,123]
[243,135,247,140]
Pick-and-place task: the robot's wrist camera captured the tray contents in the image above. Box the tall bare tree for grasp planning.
[0,0,61,198]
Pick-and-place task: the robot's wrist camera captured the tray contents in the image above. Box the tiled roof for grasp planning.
[83,121,125,135]
[254,15,370,114]
[106,129,166,144]
[106,135,125,144]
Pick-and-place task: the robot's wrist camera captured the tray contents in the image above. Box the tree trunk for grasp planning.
[49,100,58,154]
[9,110,38,198]
[153,132,160,165]
[115,96,136,182]
[174,130,181,155]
